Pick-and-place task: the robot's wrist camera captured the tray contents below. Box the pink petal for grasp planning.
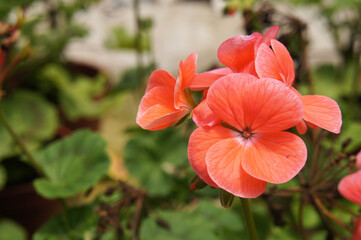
[174,53,197,109]
[301,95,342,134]
[188,125,234,187]
[137,86,189,130]
[242,131,307,183]
[207,74,303,133]
[254,26,279,50]
[255,43,285,83]
[146,70,176,93]
[206,138,267,198]
[192,99,221,127]
[271,40,295,86]
[187,68,233,91]
[338,170,361,206]
[217,32,262,74]
[296,120,307,135]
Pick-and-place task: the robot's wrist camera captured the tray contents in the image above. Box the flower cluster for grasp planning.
[136,26,342,198]
[338,151,361,240]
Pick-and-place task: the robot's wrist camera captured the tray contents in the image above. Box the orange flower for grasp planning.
[136,53,197,130]
[255,39,342,134]
[188,73,307,198]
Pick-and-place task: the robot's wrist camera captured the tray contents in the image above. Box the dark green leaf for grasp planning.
[33,130,110,198]
[33,205,97,240]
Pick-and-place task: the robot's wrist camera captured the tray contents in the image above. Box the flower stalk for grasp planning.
[240,198,258,240]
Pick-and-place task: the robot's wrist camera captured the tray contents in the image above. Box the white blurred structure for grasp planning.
[64,0,340,81]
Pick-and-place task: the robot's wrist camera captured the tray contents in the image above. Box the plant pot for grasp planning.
[0,182,62,237]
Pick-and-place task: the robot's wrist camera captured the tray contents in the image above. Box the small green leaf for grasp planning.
[33,130,110,198]
[0,219,27,240]
[220,189,234,208]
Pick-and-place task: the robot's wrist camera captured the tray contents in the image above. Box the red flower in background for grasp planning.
[255,39,342,134]
[188,73,307,198]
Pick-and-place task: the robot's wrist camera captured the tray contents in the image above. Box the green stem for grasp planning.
[240,198,258,240]
[0,104,43,176]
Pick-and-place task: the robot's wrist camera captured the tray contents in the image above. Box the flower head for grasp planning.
[136,53,197,130]
[255,39,342,134]
[188,73,307,198]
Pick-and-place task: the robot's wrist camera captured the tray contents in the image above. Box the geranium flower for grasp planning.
[189,26,279,128]
[188,73,307,198]
[356,150,361,168]
[255,39,342,134]
[136,53,197,130]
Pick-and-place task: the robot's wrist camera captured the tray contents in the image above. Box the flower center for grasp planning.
[242,130,251,139]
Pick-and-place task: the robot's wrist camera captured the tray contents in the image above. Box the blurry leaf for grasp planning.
[0,164,6,190]
[0,91,58,160]
[140,200,242,240]
[40,64,108,120]
[33,130,110,198]
[105,26,151,50]
[0,219,27,240]
[0,0,36,19]
[111,64,155,93]
[125,128,188,197]
[33,205,97,240]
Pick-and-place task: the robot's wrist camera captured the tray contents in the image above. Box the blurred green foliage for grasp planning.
[33,130,110,198]
[0,219,27,240]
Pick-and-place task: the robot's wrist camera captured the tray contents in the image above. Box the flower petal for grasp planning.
[301,95,342,134]
[174,53,197,108]
[296,120,307,135]
[188,125,234,187]
[137,86,188,130]
[242,132,307,183]
[217,32,262,74]
[338,170,361,206]
[270,40,295,86]
[255,43,285,83]
[256,26,279,48]
[206,138,267,198]
[146,70,176,93]
[207,74,303,133]
[192,99,221,127]
[187,68,233,91]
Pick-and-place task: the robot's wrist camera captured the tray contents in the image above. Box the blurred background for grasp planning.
[0,0,360,239]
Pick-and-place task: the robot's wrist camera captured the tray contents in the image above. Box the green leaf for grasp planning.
[0,219,27,240]
[40,64,108,121]
[125,128,189,197]
[33,205,97,240]
[140,200,243,240]
[33,130,110,198]
[0,91,58,160]
[0,164,6,190]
